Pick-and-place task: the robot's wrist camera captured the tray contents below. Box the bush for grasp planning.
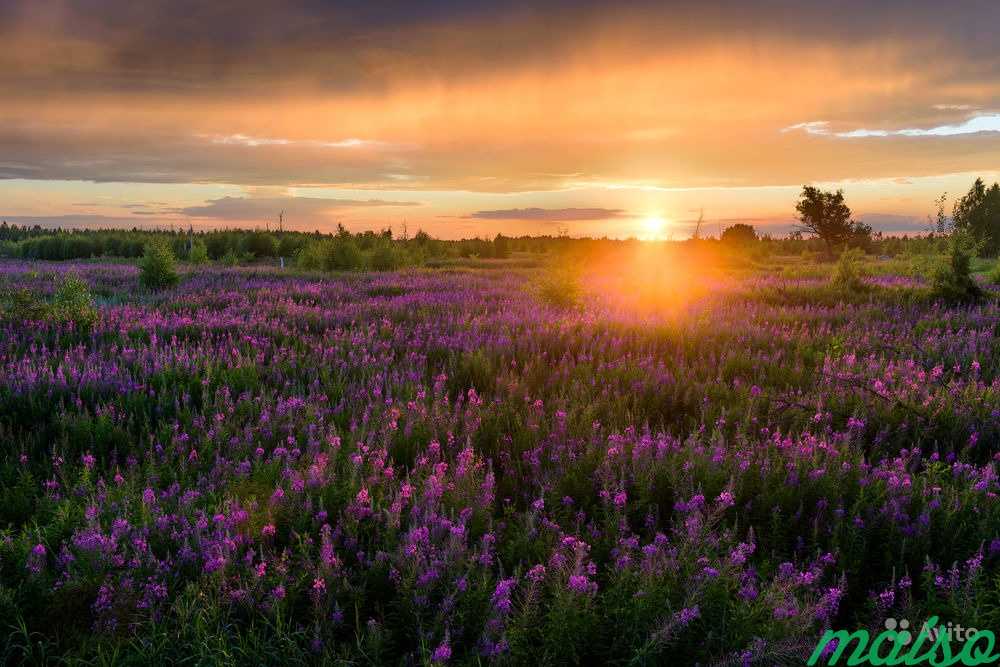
[536,264,581,309]
[326,238,365,271]
[140,238,179,290]
[188,240,209,264]
[720,223,758,245]
[0,276,97,328]
[831,247,867,292]
[221,249,253,267]
[50,276,98,328]
[295,241,328,271]
[988,261,1000,285]
[242,231,278,258]
[368,242,405,271]
[931,231,983,303]
[0,288,49,321]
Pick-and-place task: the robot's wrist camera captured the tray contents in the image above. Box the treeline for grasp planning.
[0,220,969,269]
[0,223,528,267]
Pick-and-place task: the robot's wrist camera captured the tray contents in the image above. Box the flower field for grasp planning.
[2,259,1000,664]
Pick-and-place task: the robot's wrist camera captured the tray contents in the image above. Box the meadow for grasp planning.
[1,250,1000,665]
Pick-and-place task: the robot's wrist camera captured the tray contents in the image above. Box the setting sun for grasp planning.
[641,215,669,239]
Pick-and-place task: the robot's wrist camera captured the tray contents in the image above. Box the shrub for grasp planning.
[720,223,758,245]
[50,276,98,328]
[0,276,97,328]
[326,237,365,271]
[368,242,405,271]
[242,231,278,258]
[221,249,252,266]
[831,247,867,292]
[188,240,209,264]
[0,288,49,321]
[536,263,581,308]
[295,241,328,271]
[931,230,983,303]
[988,261,1000,285]
[140,238,179,289]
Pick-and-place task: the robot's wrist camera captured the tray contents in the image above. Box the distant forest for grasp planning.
[0,220,956,269]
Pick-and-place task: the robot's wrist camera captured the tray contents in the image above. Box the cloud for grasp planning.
[1,1,1000,198]
[784,113,1000,139]
[781,121,831,136]
[855,213,927,232]
[466,207,629,221]
[178,195,420,221]
[933,104,980,111]
[202,134,391,149]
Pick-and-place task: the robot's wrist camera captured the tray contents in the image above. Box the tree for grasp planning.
[140,238,179,289]
[931,229,983,303]
[243,230,277,258]
[493,234,511,258]
[720,223,758,245]
[794,186,871,253]
[189,239,209,264]
[952,177,1000,256]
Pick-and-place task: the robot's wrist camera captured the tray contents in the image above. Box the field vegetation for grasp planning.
[2,179,1000,664]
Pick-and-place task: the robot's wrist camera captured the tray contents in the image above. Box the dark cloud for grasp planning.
[467,207,628,221]
[0,123,419,186]
[2,1,998,95]
[177,195,420,220]
[0,0,999,198]
[856,213,927,232]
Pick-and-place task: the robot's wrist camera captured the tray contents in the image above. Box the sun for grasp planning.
[641,216,668,239]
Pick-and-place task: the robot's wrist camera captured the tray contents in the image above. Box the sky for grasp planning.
[2,0,1000,239]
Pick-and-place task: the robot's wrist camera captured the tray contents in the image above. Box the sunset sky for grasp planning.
[2,1,1000,239]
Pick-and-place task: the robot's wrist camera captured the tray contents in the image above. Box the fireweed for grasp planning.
[0,262,999,664]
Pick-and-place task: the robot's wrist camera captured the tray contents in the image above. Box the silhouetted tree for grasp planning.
[795,186,872,253]
[720,223,758,245]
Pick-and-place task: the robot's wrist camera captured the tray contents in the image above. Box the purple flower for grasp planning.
[673,605,700,627]
[431,641,452,663]
[567,574,596,595]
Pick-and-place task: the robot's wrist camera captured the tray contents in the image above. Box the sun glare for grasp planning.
[641,215,668,240]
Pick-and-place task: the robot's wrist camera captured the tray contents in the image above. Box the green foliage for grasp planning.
[294,240,327,271]
[0,276,97,328]
[50,276,97,327]
[988,261,1000,285]
[326,237,365,271]
[536,263,581,308]
[220,249,252,266]
[139,238,179,290]
[831,247,868,292]
[952,177,1000,256]
[493,233,512,258]
[931,230,983,303]
[242,231,278,258]
[297,236,413,272]
[368,241,405,271]
[0,288,50,321]
[188,239,209,264]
